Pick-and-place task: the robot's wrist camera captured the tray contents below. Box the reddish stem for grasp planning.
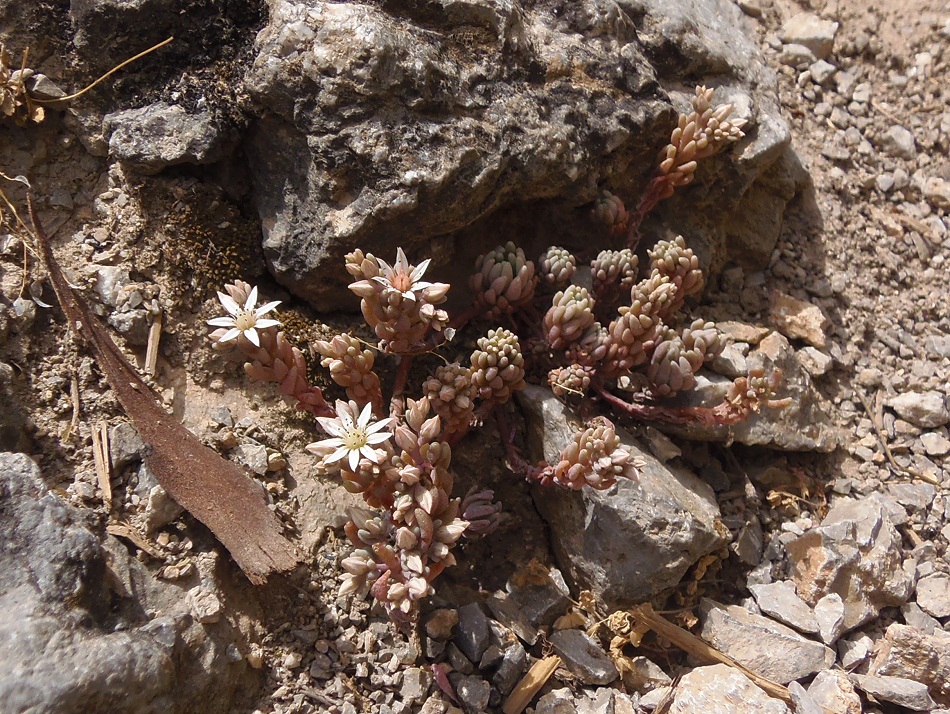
[627,175,671,249]
[389,355,414,419]
[492,405,554,485]
[594,382,744,427]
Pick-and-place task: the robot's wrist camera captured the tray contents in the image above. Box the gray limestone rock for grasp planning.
[536,687,579,714]
[850,674,936,711]
[788,681,824,714]
[549,629,618,686]
[518,385,726,608]
[786,496,914,632]
[887,392,950,428]
[104,103,228,174]
[872,624,950,706]
[244,0,795,309]
[808,670,862,714]
[879,125,918,160]
[576,688,618,714]
[453,674,491,713]
[749,581,819,634]
[916,574,950,619]
[622,656,672,693]
[492,642,527,696]
[699,599,835,684]
[454,602,491,663]
[109,422,145,469]
[779,13,839,60]
[660,331,838,451]
[814,593,846,645]
[667,664,791,713]
[485,591,539,646]
[505,564,572,628]
[400,667,432,706]
[0,452,246,714]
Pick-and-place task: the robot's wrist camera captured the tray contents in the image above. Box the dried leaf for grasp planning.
[31,198,300,583]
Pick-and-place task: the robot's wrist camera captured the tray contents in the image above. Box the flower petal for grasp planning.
[326,446,350,464]
[217,292,240,316]
[245,328,260,347]
[348,448,360,471]
[316,417,346,437]
[255,318,281,330]
[219,327,242,342]
[255,300,281,316]
[245,285,259,310]
[365,431,392,445]
[207,316,236,327]
[360,445,382,463]
[357,402,374,428]
[307,436,345,452]
[410,258,431,281]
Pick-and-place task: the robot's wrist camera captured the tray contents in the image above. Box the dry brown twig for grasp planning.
[502,655,562,714]
[622,603,792,704]
[91,420,112,511]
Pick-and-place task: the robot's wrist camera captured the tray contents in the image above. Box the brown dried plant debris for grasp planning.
[30,198,300,584]
[0,44,44,125]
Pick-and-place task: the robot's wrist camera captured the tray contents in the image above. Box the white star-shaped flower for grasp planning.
[207,286,281,347]
[307,400,394,472]
[373,247,434,301]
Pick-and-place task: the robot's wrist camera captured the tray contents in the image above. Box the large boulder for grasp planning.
[0,453,249,714]
[517,385,727,608]
[244,0,796,309]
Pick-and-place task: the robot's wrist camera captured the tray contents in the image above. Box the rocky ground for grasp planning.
[1,0,949,713]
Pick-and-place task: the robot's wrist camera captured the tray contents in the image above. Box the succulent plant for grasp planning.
[204,90,789,623]
[538,246,577,288]
[469,242,538,319]
[591,190,629,235]
[552,418,636,490]
[591,248,639,309]
[543,285,597,351]
[656,85,747,199]
[470,328,526,404]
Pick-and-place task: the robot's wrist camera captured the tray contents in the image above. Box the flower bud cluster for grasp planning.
[347,248,452,354]
[552,418,636,490]
[470,242,538,319]
[538,246,577,288]
[656,85,747,199]
[591,190,629,235]
[314,333,383,412]
[470,328,526,404]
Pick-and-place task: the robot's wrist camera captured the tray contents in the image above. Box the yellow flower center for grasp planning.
[235,309,257,331]
[342,427,368,451]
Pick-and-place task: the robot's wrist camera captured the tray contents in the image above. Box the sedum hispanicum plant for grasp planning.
[207,87,788,623]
